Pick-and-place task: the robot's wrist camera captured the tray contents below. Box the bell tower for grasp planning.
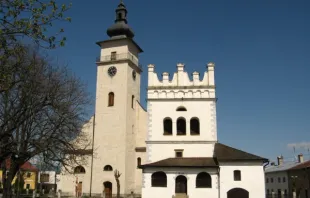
[92,0,143,196]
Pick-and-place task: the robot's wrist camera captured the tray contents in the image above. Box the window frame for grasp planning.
[163,117,173,135]
[151,172,167,187]
[176,117,186,135]
[233,170,241,181]
[196,172,212,188]
[108,92,114,107]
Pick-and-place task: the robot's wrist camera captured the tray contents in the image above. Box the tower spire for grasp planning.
[106,1,135,38]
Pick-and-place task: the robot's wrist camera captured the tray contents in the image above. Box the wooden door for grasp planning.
[104,182,112,198]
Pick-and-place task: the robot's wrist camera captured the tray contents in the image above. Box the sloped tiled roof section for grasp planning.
[289,160,310,170]
[140,157,218,168]
[4,160,38,171]
[214,143,268,162]
[265,163,298,173]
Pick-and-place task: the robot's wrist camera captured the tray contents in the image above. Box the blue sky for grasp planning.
[49,0,310,162]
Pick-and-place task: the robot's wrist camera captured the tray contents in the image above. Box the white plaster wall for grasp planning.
[147,100,217,142]
[147,143,215,163]
[219,163,265,198]
[135,103,147,147]
[59,156,92,195]
[99,39,139,61]
[142,168,218,198]
[265,172,289,194]
[147,63,215,87]
[38,171,57,184]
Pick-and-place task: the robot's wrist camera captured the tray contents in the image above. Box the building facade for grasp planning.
[60,1,269,198]
[265,154,310,198]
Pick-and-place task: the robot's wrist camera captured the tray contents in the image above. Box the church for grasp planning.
[59,1,268,198]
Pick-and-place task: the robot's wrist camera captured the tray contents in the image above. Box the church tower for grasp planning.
[92,1,143,196]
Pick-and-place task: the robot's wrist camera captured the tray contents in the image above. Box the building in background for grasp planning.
[38,171,60,194]
[0,161,38,191]
[265,154,310,198]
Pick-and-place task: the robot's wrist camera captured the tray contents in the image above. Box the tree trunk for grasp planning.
[2,159,19,198]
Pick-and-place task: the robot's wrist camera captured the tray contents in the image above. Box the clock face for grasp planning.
[108,66,117,77]
[132,70,136,80]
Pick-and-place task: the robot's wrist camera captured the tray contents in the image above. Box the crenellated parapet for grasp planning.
[147,62,216,100]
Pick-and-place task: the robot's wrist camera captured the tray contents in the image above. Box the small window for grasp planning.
[196,172,212,188]
[190,118,200,135]
[271,178,274,183]
[137,157,141,168]
[26,184,30,189]
[266,178,269,183]
[118,13,122,20]
[111,51,117,61]
[163,118,172,135]
[176,106,187,111]
[151,172,167,187]
[108,92,114,106]
[267,189,270,195]
[233,170,241,181]
[283,177,286,182]
[177,117,186,135]
[27,172,31,177]
[278,177,281,183]
[74,166,86,174]
[175,150,183,158]
[104,165,113,171]
[132,95,135,109]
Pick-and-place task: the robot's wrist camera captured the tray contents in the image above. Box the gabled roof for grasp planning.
[140,157,218,168]
[4,160,38,172]
[214,143,267,162]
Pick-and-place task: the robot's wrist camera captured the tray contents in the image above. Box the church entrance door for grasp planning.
[103,181,112,198]
[175,175,187,198]
[227,188,249,198]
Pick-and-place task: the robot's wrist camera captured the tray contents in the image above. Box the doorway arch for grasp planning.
[103,181,112,198]
[175,175,187,194]
[227,188,249,198]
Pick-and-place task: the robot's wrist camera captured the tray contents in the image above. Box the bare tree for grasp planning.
[0,45,91,198]
[114,170,121,198]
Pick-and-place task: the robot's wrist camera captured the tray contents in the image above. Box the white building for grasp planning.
[38,171,60,193]
[60,1,268,198]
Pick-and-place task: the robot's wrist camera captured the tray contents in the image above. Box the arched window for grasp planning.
[177,117,186,135]
[190,118,200,135]
[151,172,167,187]
[163,118,172,135]
[137,157,141,167]
[74,166,86,174]
[131,95,135,109]
[196,172,212,188]
[108,92,114,106]
[104,165,113,171]
[234,170,241,181]
[176,106,187,111]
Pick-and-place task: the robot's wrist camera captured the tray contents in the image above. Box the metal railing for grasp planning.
[96,53,142,68]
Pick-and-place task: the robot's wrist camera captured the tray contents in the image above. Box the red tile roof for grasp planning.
[289,160,310,170]
[4,159,38,171]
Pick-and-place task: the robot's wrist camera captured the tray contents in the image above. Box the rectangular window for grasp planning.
[278,177,281,183]
[233,170,241,181]
[175,149,183,158]
[283,177,286,182]
[26,184,30,189]
[271,178,274,183]
[27,172,31,178]
[111,51,117,61]
[131,95,135,109]
[266,178,269,183]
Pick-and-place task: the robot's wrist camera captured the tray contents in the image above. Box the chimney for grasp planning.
[277,155,284,166]
[298,154,304,163]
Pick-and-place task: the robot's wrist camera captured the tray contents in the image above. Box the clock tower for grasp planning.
[92,1,143,196]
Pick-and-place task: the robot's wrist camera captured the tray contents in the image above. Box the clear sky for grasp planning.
[49,0,310,162]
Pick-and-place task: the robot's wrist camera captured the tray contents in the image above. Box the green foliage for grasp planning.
[0,0,72,50]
